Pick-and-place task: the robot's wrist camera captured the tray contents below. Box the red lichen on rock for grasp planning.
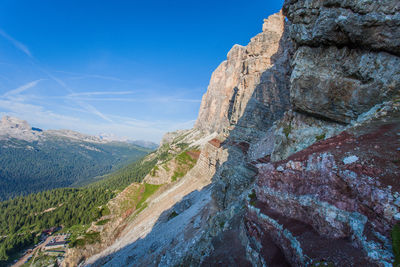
[245,116,400,266]
[209,138,221,148]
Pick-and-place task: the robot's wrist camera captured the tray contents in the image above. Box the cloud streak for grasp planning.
[3,79,45,98]
[67,96,201,103]
[55,71,127,82]
[0,29,32,58]
[67,91,134,97]
[33,65,114,123]
[76,100,113,122]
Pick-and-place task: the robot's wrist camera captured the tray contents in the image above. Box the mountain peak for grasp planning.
[194,11,289,137]
[0,116,31,131]
[0,116,40,141]
[262,10,284,33]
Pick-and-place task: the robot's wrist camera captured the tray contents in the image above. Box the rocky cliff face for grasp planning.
[244,1,400,266]
[195,12,291,140]
[283,0,400,123]
[78,2,400,266]
[246,102,400,266]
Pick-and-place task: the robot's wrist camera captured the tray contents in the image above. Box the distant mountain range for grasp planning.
[0,116,154,200]
[0,116,159,149]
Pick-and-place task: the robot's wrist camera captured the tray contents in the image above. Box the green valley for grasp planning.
[0,155,158,264]
[0,137,151,200]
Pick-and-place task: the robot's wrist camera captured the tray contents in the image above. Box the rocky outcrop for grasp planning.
[283,0,400,123]
[290,45,400,123]
[242,1,400,266]
[0,116,41,141]
[195,12,291,140]
[282,0,400,56]
[246,102,400,266]
[270,110,344,161]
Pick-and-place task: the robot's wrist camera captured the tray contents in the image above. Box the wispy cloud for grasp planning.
[0,100,81,127]
[3,79,45,98]
[76,100,113,122]
[33,65,114,123]
[68,97,201,103]
[55,71,127,82]
[66,95,201,103]
[0,29,32,58]
[67,91,134,97]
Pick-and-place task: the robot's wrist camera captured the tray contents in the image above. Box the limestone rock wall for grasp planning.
[283,0,400,55]
[242,1,400,266]
[194,12,291,140]
[283,0,400,123]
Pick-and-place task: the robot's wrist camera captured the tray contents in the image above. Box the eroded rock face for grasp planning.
[283,0,400,123]
[270,110,344,161]
[195,12,291,140]
[246,106,400,266]
[283,0,400,56]
[290,46,400,123]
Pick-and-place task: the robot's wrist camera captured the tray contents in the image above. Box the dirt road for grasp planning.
[12,236,52,267]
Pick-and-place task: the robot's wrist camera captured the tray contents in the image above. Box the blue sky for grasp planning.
[0,0,283,142]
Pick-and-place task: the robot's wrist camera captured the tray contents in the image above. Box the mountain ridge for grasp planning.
[0,115,152,200]
[0,115,158,148]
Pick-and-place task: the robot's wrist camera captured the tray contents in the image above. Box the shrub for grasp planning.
[283,123,292,138]
[248,190,257,207]
[95,219,110,226]
[392,223,400,267]
[71,231,101,248]
[150,165,159,177]
[100,206,111,216]
[168,211,178,220]
[316,133,326,141]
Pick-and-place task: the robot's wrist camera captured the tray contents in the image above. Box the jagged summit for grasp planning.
[194,11,290,140]
[0,116,31,130]
[262,10,285,33]
[0,116,42,141]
